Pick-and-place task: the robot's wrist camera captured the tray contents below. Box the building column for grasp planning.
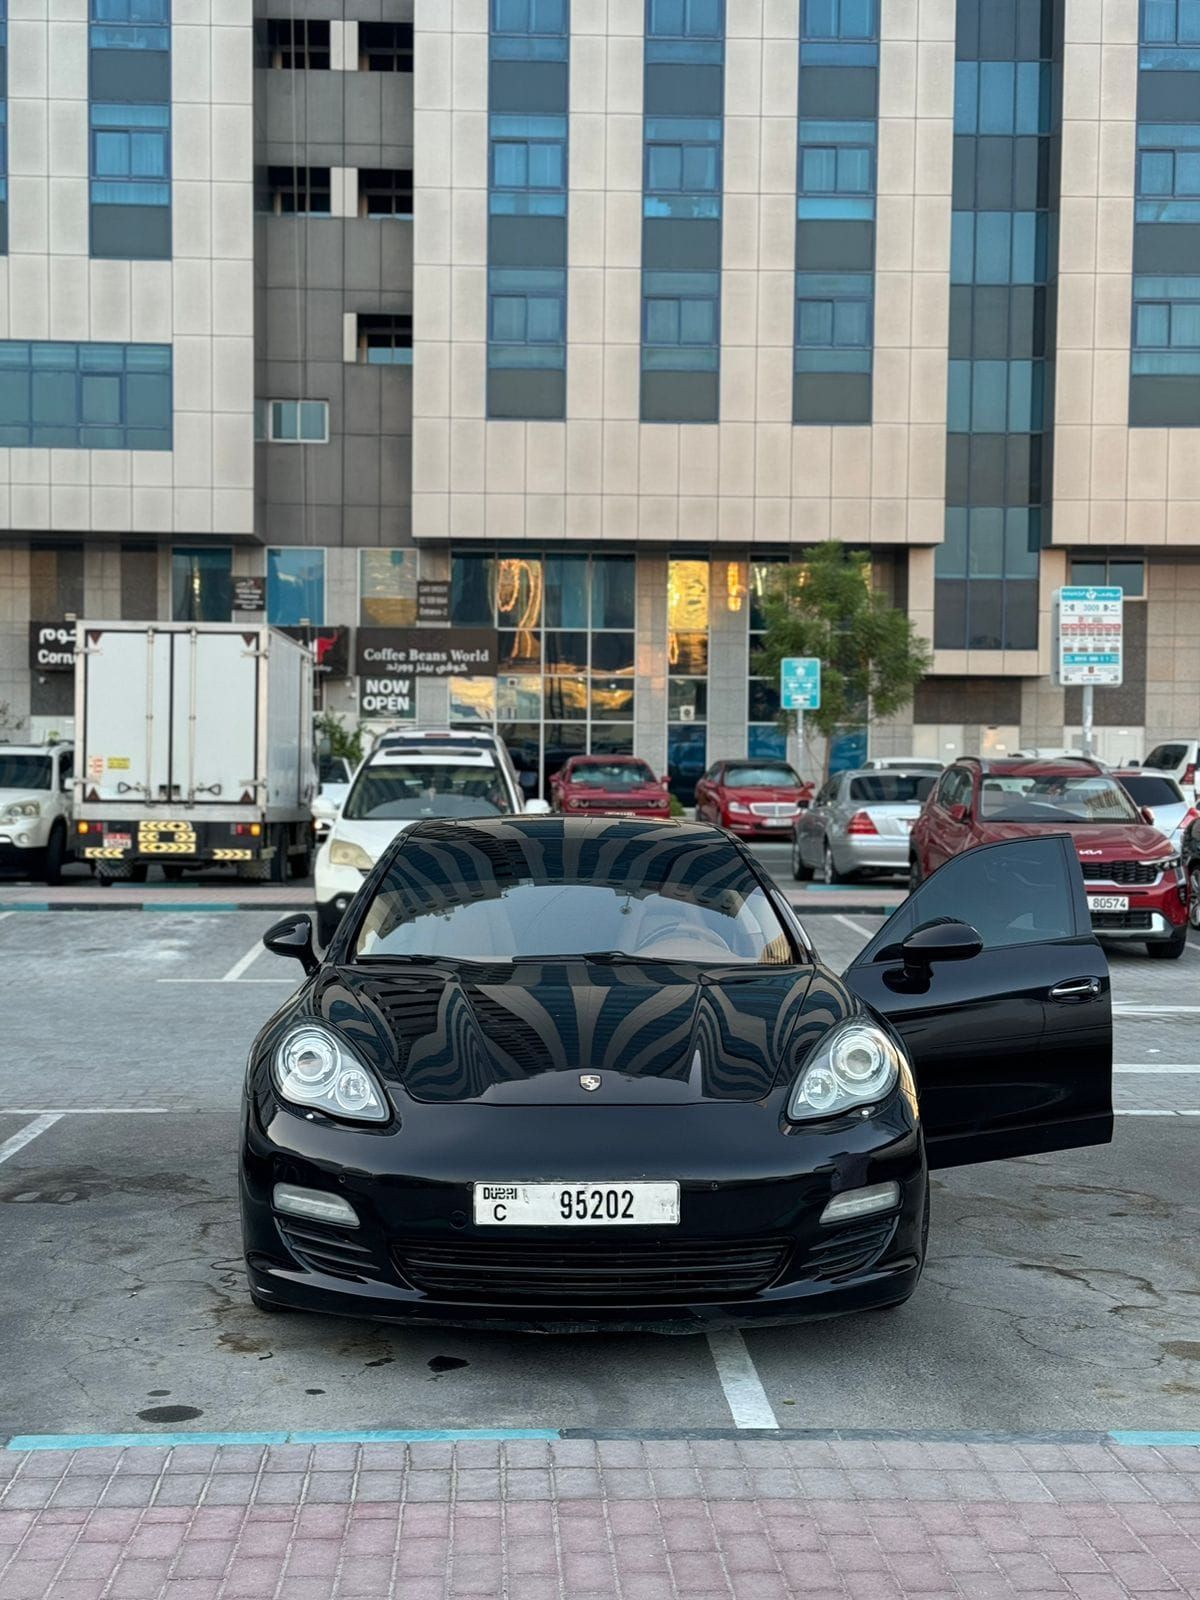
[634,554,668,780]
[707,556,748,763]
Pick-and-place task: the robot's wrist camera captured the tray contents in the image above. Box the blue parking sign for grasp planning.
[781,657,821,712]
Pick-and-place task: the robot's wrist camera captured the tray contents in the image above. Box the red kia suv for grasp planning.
[694,760,814,839]
[550,756,671,819]
[910,757,1190,959]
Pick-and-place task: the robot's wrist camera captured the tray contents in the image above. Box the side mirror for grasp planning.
[524,798,552,816]
[901,921,983,971]
[947,802,969,824]
[263,913,319,975]
[1141,806,1156,826]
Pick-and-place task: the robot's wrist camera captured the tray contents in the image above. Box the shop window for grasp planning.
[267,548,325,627]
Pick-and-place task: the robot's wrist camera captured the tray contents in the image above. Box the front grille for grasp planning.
[393,1238,790,1304]
[750,803,796,818]
[798,1219,898,1282]
[1091,910,1153,930]
[1080,859,1160,885]
[277,1218,383,1282]
[581,797,656,809]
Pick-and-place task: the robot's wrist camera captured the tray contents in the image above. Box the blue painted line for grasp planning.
[0,904,50,913]
[7,1427,560,1452]
[1109,1430,1200,1448]
[140,903,241,913]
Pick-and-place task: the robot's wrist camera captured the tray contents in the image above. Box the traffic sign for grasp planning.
[1053,587,1123,687]
[781,657,821,712]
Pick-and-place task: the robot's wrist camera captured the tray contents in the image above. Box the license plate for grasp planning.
[473,1182,680,1227]
[1088,895,1129,913]
[104,833,131,850]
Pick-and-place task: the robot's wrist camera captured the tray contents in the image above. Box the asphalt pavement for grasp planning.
[0,845,1197,1446]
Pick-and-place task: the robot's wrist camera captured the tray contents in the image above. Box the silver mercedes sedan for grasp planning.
[791,768,938,884]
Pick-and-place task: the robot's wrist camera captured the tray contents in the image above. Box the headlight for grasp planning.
[329,838,374,871]
[273,1025,388,1122]
[1149,855,1180,874]
[4,801,40,820]
[727,800,752,814]
[789,1023,904,1121]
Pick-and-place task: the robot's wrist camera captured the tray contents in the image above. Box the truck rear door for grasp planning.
[81,628,172,803]
[172,630,260,804]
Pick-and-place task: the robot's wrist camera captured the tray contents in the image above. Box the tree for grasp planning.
[315,709,367,768]
[751,542,931,778]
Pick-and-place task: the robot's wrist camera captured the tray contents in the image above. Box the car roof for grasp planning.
[366,748,497,767]
[565,754,648,765]
[957,757,1108,778]
[400,815,695,844]
[841,766,937,779]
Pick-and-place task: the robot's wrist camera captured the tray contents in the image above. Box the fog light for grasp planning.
[273,1184,360,1228]
[17,833,30,847]
[335,895,350,912]
[820,1182,901,1225]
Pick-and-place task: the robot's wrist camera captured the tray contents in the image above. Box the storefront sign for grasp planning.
[1054,587,1123,686]
[29,623,76,673]
[360,675,416,718]
[356,628,498,678]
[417,580,451,624]
[279,625,351,678]
[233,577,265,612]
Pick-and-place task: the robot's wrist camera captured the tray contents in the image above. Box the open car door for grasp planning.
[843,835,1112,1169]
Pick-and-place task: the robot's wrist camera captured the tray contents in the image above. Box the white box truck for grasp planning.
[73,622,317,882]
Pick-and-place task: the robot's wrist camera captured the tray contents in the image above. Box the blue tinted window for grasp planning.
[0,341,171,449]
[648,0,722,37]
[90,0,168,48]
[267,548,326,628]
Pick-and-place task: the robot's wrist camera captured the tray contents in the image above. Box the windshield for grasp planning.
[319,756,349,784]
[723,765,800,789]
[568,762,656,789]
[1120,775,1182,807]
[0,755,51,790]
[848,774,936,804]
[343,762,513,822]
[978,774,1142,824]
[356,826,795,965]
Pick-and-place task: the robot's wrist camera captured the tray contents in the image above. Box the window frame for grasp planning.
[266,547,327,628]
[265,399,330,444]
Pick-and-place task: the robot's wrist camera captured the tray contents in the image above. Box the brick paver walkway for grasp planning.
[2,1436,1199,1598]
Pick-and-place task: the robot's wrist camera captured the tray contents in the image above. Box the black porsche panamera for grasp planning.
[240,816,1113,1331]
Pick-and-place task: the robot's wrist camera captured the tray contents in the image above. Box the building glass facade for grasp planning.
[88,0,172,259]
[640,0,725,424]
[793,0,879,425]
[1130,0,1200,427]
[487,0,570,420]
[935,0,1060,652]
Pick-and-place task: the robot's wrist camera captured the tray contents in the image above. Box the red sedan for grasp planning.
[550,756,672,819]
[694,760,813,839]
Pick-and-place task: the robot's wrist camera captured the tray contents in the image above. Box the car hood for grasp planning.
[327,815,418,860]
[720,787,804,804]
[300,960,859,1105]
[0,788,50,808]
[563,785,667,803]
[977,820,1175,857]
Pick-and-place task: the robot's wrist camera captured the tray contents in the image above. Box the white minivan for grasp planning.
[314,731,548,944]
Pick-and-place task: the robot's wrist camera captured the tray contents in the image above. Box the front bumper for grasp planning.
[837,835,911,872]
[241,1093,925,1331]
[314,848,369,914]
[1086,882,1188,940]
[722,812,802,838]
[0,835,46,874]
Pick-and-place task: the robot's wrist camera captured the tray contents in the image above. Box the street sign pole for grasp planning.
[1081,684,1094,758]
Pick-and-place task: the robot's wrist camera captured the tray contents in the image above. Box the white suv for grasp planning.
[314,734,549,945]
[0,743,75,884]
[1141,741,1199,800]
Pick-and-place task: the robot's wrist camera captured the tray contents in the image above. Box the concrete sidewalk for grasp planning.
[2,1434,1198,1598]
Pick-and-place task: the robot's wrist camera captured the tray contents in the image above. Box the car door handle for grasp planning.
[1049,977,1101,1003]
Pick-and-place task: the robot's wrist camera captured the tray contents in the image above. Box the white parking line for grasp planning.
[221,940,267,983]
[0,1114,62,1166]
[706,1331,778,1430]
[1116,1006,1200,1015]
[0,1108,171,1115]
[1115,1064,1200,1074]
[1118,1109,1200,1117]
[158,978,294,985]
[834,913,879,940]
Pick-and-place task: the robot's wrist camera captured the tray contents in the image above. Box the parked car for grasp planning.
[1185,812,1200,932]
[313,733,549,945]
[910,757,1190,959]
[550,756,671,819]
[793,768,938,884]
[1140,740,1199,799]
[1114,770,1197,851]
[244,817,1112,1329]
[0,742,74,884]
[312,754,354,843]
[694,760,813,838]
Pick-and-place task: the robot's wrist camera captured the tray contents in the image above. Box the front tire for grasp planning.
[43,824,66,886]
[1148,925,1188,960]
[908,854,923,895]
[791,833,812,881]
[1189,863,1200,931]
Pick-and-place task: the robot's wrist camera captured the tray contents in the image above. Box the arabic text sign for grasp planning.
[1055,587,1123,687]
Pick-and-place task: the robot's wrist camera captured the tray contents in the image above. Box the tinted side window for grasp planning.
[856,836,1083,956]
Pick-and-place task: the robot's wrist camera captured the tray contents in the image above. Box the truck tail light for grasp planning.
[847,811,878,835]
[233,823,263,837]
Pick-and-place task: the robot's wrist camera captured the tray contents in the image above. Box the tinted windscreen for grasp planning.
[1120,775,1181,807]
[978,775,1141,824]
[343,763,512,821]
[569,762,656,789]
[848,775,936,804]
[319,756,349,784]
[0,756,51,789]
[356,824,794,965]
[723,765,799,788]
